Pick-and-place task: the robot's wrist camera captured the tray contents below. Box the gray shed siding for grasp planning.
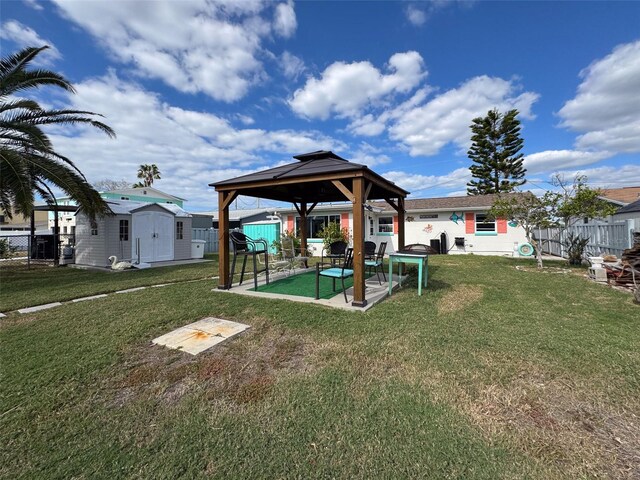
[75,213,108,267]
[105,215,133,262]
[174,217,192,260]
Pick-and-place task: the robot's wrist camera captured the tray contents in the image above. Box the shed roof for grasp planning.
[615,198,640,215]
[103,200,191,217]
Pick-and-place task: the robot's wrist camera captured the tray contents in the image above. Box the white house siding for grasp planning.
[281,207,529,257]
[174,216,192,260]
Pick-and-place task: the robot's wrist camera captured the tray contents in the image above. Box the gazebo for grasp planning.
[211,151,409,307]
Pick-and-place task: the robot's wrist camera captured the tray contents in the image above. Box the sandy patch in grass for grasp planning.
[108,320,310,408]
[437,284,484,314]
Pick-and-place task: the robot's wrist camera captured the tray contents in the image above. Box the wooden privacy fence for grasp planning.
[538,221,633,258]
[192,228,219,253]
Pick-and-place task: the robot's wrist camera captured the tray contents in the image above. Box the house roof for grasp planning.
[211,150,408,203]
[370,192,531,212]
[102,186,186,202]
[196,208,274,221]
[615,198,640,215]
[599,186,640,205]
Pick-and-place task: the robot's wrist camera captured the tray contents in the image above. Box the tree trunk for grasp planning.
[527,229,544,269]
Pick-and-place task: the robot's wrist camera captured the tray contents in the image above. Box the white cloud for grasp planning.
[0,20,61,63]
[45,74,345,210]
[349,143,392,167]
[524,150,612,174]
[558,40,640,153]
[382,167,471,196]
[51,0,297,102]
[389,75,539,156]
[551,164,640,189]
[274,1,297,38]
[405,6,426,26]
[289,51,426,120]
[280,51,305,80]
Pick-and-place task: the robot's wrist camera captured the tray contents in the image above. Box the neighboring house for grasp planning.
[74,200,192,267]
[49,186,185,232]
[191,213,214,229]
[600,186,640,205]
[277,193,530,257]
[0,209,48,232]
[613,198,640,231]
[201,208,275,230]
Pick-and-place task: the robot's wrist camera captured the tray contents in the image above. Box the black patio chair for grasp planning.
[364,241,377,260]
[229,231,269,290]
[321,240,348,266]
[315,247,354,303]
[365,241,387,284]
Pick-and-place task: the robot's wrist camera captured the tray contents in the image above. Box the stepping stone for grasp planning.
[18,302,62,314]
[72,294,108,302]
[0,313,5,318]
[152,317,250,356]
[115,287,147,294]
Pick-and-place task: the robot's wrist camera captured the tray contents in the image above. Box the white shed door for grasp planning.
[131,211,174,263]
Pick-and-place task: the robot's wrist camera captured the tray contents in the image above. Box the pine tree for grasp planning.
[466,108,526,195]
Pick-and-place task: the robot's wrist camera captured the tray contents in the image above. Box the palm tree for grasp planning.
[0,46,115,221]
[134,163,161,187]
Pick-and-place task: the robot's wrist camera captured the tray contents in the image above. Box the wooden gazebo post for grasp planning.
[351,176,366,307]
[218,190,237,289]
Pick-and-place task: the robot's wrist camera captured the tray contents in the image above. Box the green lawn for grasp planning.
[1,255,638,479]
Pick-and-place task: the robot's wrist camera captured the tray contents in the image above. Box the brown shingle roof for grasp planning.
[370,192,531,211]
[600,186,640,204]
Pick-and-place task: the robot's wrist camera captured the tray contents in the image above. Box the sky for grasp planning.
[2,0,640,212]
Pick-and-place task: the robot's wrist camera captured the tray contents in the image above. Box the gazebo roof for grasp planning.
[211,150,408,203]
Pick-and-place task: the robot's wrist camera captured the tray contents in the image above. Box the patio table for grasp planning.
[388,250,429,296]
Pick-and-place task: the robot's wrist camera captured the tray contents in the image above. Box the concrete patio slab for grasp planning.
[214,268,406,312]
[18,302,62,314]
[152,317,250,355]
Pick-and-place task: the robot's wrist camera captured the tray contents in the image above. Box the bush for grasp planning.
[319,221,350,251]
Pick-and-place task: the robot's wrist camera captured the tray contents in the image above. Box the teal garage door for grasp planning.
[242,222,280,253]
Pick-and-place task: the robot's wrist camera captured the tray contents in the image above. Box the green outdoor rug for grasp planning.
[254,270,375,299]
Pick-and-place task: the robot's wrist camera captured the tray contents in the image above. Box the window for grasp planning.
[90,222,98,236]
[295,214,340,238]
[120,196,129,200]
[119,220,129,241]
[369,218,374,236]
[176,221,184,240]
[475,213,496,233]
[71,226,76,235]
[378,216,393,234]
[62,226,67,234]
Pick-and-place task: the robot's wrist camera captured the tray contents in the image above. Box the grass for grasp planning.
[1,255,638,479]
[0,254,218,312]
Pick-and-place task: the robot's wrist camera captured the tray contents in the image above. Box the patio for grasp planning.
[217,266,407,312]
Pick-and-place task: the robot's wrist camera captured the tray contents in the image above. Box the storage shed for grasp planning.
[75,200,192,267]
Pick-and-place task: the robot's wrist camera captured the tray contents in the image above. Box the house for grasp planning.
[277,192,531,257]
[613,198,640,233]
[74,200,192,267]
[1,208,48,232]
[199,208,276,230]
[600,186,640,205]
[49,186,185,232]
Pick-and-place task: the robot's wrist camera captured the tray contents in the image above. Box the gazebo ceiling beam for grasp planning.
[331,180,355,203]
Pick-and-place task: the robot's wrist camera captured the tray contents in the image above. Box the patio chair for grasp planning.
[281,236,309,272]
[321,240,348,266]
[229,231,269,290]
[364,241,377,260]
[365,241,387,284]
[315,247,354,303]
